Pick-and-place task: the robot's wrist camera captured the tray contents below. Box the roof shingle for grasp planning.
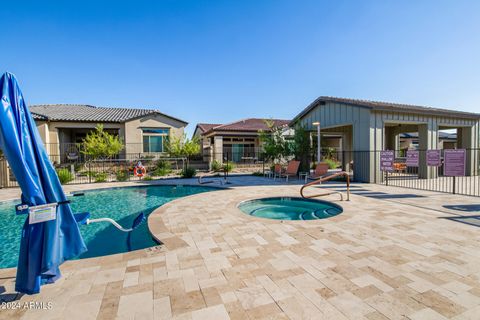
[292,96,480,123]
[29,104,187,124]
[200,118,290,135]
[196,123,222,134]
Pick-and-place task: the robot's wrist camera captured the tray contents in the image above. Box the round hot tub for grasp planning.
[238,197,343,221]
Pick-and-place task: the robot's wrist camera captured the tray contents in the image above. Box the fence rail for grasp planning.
[378,149,480,197]
[0,154,187,188]
[2,147,479,198]
[325,149,480,197]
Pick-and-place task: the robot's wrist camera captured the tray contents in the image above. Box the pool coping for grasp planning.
[237,196,345,221]
[147,186,350,251]
[146,186,228,250]
[3,178,480,319]
[0,182,228,270]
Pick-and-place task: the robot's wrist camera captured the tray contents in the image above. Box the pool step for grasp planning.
[300,211,317,220]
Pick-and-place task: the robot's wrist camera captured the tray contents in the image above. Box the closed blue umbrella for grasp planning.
[0,72,87,294]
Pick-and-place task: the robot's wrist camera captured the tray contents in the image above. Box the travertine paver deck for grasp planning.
[1,176,480,319]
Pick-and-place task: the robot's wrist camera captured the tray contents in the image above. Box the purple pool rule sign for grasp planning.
[444,149,466,176]
[426,150,441,167]
[380,150,394,172]
[406,150,419,167]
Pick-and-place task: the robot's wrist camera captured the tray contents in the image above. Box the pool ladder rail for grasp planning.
[15,198,146,233]
[300,171,350,201]
[74,212,146,232]
[197,169,230,185]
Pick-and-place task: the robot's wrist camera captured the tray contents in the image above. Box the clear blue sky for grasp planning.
[2,0,480,136]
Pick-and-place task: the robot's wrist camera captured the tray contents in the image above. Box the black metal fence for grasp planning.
[0,154,187,188]
[208,148,269,168]
[321,148,480,197]
[378,149,479,197]
[2,146,479,197]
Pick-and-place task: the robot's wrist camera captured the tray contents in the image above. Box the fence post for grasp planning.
[88,161,92,184]
[385,171,388,186]
[262,155,265,176]
[452,176,456,194]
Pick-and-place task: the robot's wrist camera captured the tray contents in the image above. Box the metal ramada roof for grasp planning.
[291,96,480,124]
[29,104,188,124]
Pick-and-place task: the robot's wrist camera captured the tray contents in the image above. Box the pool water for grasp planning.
[0,185,212,268]
[238,197,343,220]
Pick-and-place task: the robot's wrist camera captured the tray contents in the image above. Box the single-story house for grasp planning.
[291,96,480,182]
[193,118,291,163]
[30,104,187,162]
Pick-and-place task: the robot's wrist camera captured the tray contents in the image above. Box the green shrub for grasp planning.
[252,171,264,177]
[323,147,337,160]
[94,172,108,183]
[82,124,123,159]
[323,158,339,169]
[74,163,83,172]
[156,159,172,170]
[211,160,222,172]
[142,176,153,181]
[223,162,234,172]
[57,168,74,185]
[180,167,197,178]
[116,170,129,182]
[86,171,97,177]
[153,168,168,176]
[154,159,172,176]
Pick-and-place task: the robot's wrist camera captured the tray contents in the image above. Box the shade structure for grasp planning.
[0,72,87,294]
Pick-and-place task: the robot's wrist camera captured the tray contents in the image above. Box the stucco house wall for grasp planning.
[124,114,186,154]
[30,105,187,161]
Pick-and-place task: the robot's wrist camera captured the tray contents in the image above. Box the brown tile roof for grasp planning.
[196,123,222,134]
[292,96,480,123]
[200,118,290,135]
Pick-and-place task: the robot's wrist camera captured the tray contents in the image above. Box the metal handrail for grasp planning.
[198,169,227,185]
[300,171,350,201]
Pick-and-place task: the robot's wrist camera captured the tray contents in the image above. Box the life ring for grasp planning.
[134,165,146,177]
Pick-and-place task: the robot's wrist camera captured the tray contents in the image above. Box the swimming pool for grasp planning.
[238,197,343,220]
[0,185,213,268]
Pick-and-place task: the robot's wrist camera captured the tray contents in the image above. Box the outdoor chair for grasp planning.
[280,160,300,182]
[273,164,283,179]
[308,162,330,180]
[393,162,406,173]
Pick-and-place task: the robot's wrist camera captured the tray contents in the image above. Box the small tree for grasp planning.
[166,134,200,165]
[292,125,312,171]
[259,120,289,163]
[82,124,124,160]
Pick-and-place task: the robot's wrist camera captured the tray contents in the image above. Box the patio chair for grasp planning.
[280,160,300,182]
[273,164,283,179]
[308,162,330,180]
[393,162,406,173]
